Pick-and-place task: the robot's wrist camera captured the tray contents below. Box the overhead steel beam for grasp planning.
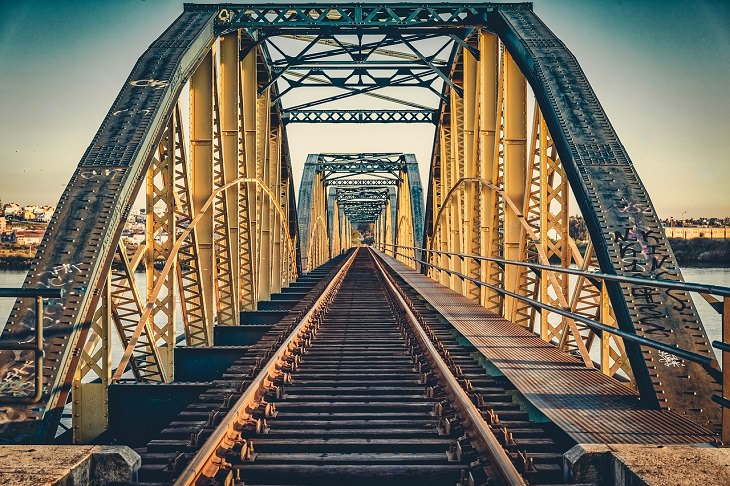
[283,109,437,124]
[204,3,531,28]
[326,179,399,186]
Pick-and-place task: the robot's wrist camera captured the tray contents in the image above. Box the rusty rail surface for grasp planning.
[173,250,358,484]
[172,247,535,485]
[370,250,527,485]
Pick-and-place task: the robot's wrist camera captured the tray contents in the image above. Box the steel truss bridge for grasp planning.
[0,2,728,485]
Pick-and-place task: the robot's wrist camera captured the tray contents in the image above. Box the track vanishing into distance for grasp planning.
[124,249,575,486]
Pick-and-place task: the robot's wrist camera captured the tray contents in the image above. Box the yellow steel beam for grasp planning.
[479,32,499,308]
[190,49,215,342]
[220,32,241,323]
[240,48,258,309]
[462,48,480,301]
[257,88,272,299]
[212,60,238,325]
[72,275,111,443]
[146,112,177,375]
[172,104,212,347]
[503,50,527,318]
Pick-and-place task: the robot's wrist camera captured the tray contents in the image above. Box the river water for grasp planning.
[0,266,728,361]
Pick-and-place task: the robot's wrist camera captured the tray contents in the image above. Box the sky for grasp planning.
[0,0,728,218]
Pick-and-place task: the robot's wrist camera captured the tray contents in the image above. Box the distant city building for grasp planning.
[1,203,55,222]
[2,203,20,218]
[15,229,45,245]
[0,216,6,234]
[665,227,730,240]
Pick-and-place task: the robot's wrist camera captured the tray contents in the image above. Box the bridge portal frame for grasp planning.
[0,0,722,445]
[298,153,424,272]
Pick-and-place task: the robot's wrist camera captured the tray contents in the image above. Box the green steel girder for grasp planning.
[335,187,391,202]
[185,3,509,123]
[188,3,532,29]
[325,179,399,186]
[282,109,437,124]
[271,33,448,65]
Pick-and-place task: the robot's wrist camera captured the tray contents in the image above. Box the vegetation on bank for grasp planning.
[570,239,730,267]
[668,238,730,266]
[0,255,33,270]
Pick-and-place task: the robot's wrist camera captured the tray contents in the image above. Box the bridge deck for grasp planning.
[377,252,716,445]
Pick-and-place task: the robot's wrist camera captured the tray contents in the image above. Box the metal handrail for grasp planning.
[383,247,718,370]
[378,243,730,443]
[381,243,730,297]
[0,288,62,403]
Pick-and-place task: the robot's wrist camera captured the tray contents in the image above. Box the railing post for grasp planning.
[0,288,61,404]
[600,280,611,376]
[721,295,730,445]
[34,295,43,403]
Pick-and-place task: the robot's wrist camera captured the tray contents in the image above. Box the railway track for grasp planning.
[124,248,574,485]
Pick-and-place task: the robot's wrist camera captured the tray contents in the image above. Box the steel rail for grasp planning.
[381,246,721,378]
[370,249,527,486]
[173,249,357,485]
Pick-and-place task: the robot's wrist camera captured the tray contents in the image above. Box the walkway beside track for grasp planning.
[376,250,717,445]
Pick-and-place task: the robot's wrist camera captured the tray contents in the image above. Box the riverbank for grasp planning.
[0,247,33,270]
[0,255,33,270]
[1,239,729,269]
[668,238,730,267]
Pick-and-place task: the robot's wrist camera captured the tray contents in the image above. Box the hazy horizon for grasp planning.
[1,0,728,218]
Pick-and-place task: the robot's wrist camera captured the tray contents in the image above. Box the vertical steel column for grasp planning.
[389,187,398,254]
[503,51,527,318]
[241,48,259,308]
[512,104,541,330]
[173,105,212,347]
[212,62,237,326]
[270,123,283,294]
[220,33,241,322]
[396,172,413,264]
[385,198,393,256]
[72,276,111,443]
[190,50,215,340]
[449,90,464,294]
[341,207,349,253]
[257,89,272,300]
[375,216,381,249]
[463,48,479,301]
[146,114,177,373]
[333,200,341,256]
[281,176,292,286]
[439,129,450,287]
[479,33,499,307]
